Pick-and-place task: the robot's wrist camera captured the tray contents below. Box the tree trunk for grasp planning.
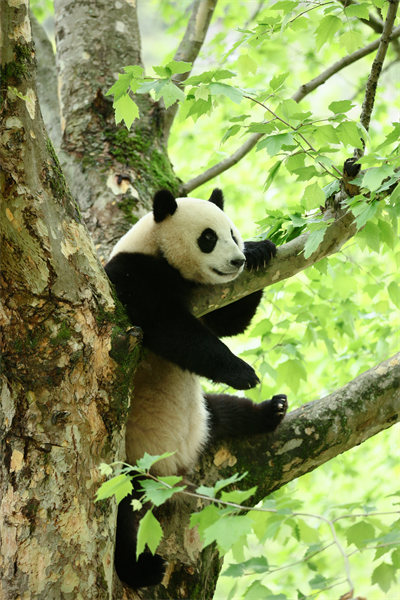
[53,0,181,263]
[0,3,136,597]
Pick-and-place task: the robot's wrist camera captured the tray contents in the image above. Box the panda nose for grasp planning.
[230,257,245,268]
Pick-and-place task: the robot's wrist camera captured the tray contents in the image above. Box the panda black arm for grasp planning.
[201,239,276,337]
[144,309,259,389]
[105,252,259,390]
[202,291,263,337]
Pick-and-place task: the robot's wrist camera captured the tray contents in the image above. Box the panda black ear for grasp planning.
[153,189,177,223]
[208,188,224,210]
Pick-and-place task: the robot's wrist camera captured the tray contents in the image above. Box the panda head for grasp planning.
[110,189,246,285]
[153,189,246,285]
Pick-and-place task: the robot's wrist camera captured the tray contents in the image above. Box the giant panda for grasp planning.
[104,188,288,589]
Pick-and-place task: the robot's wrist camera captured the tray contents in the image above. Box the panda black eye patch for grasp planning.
[197,228,218,253]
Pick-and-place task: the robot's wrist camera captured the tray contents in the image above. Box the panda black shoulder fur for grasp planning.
[105,188,288,589]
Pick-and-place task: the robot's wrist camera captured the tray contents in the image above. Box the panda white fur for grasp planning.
[104,188,287,588]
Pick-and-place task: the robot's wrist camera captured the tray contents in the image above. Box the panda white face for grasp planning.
[108,190,246,285]
[157,198,246,285]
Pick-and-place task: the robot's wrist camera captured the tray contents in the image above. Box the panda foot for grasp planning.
[116,552,166,589]
[259,394,288,431]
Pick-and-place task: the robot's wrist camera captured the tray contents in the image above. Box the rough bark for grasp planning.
[53,0,181,263]
[0,2,136,597]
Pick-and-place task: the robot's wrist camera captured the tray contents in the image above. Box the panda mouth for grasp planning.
[212,267,240,277]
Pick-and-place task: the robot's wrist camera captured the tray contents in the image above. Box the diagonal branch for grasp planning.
[181,24,400,195]
[356,0,399,156]
[163,0,219,139]
[198,351,400,498]
[154,350,400,598]
[190,203,356,317]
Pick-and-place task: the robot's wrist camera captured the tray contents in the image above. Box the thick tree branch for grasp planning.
[181,24,400,194]
[150,351,400,599]
[199,352,400,497]
[190,203,356,316]
[356,0,399,156]
[163,0,218,139]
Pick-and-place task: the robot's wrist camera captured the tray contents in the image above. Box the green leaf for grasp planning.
[203,515,253,552]
[352,202,378,229]
[371,562,397,593]
[223,556,269,578]
[345,521,375,549]
[140,478,186,506]
[95,474,133,504]
[340,31,365,53]
[136,451,175,472]
[220,486,257,504]
[328,100,354,114]
[107,72,132,100]
[377,123,400,149]
[308,573,329,590]
[243,581,283,600]
[362,165,393,192]
[114,94,139,129]
[377,219,394,248]
[277,359,307,392]
[304,223,329,259]
[155,80,185,109]
[336,121,363,148]
[264,160,283,192]
[190,504,221,537]
[152,65,169,77]
[194,85,209,101]
[388,282,400,308]
[344,4,370,18]
[256,133,295,156]
[243,581,274,600]
[236,54,257,76]
[165,60,192,75]
[301,183,325,210]
[123,65,144,78]
[136,510,163,558]
[315,15,341,50]
[391,183,400,203]
[209,82,243,104]
[269,72,289,91]
[221,124,241,144]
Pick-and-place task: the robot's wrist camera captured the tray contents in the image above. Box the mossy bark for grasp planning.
[53,0,182,263]
[0,2,138,597]
[4,2,400,600]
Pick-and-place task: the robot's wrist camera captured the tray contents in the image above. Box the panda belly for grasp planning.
[125,351,209,476]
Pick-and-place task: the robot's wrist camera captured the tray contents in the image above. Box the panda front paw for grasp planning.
[259,394,288,431]
[244,240,277,271]
[223,359,260,390]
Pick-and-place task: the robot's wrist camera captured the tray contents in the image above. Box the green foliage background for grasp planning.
[157,2,400,597]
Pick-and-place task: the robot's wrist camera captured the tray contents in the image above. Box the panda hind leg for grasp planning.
[115,494,166,589]
[205,393,287,442]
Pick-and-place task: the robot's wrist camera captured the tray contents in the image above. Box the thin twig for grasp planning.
[242,93,342,178]
[355,0,399,158]
[181,25,400,194]
[163,0,218,139]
